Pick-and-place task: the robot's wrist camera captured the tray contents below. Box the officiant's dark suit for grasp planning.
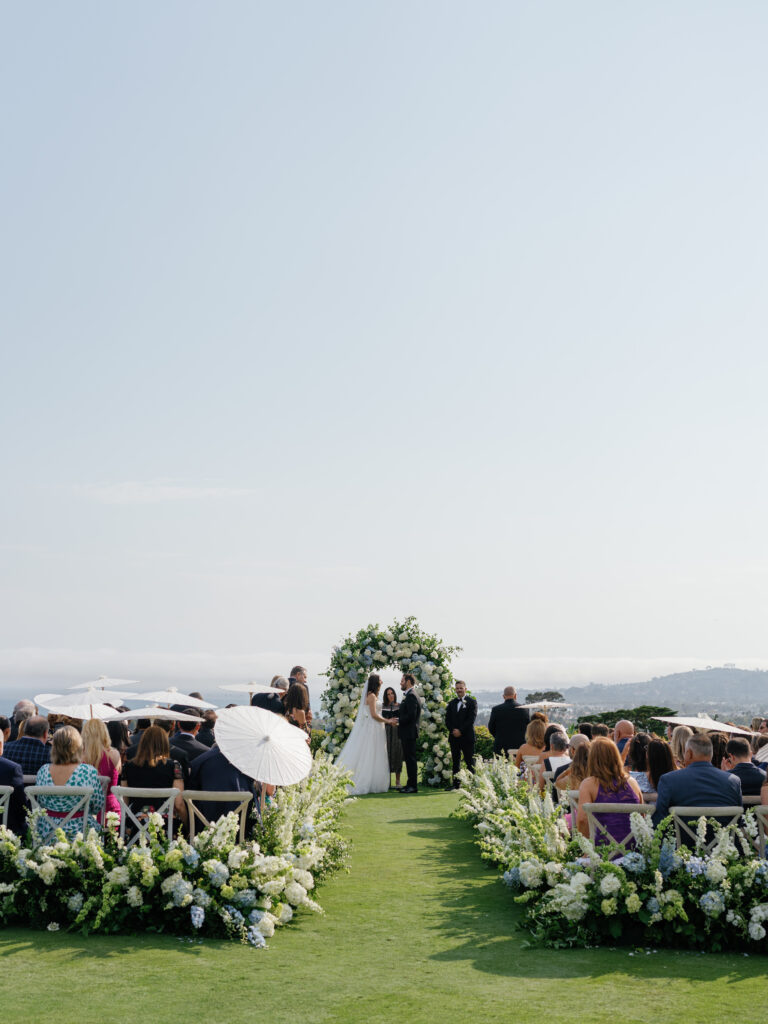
[397,685,422,792]
[445,691,477,786]
[488,696,530,755]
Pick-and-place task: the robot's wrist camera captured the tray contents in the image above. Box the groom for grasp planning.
[397,672,422,793]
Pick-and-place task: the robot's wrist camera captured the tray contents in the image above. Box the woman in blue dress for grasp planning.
[35,725,104,841]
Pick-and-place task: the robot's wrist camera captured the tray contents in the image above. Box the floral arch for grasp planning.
[320,616,461,787]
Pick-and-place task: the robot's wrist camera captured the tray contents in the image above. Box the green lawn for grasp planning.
[1,788,766,1024]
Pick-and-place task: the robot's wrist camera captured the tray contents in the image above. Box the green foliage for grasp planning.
[310,728,327,755]
[579,705,677,734]
[526,690,564,703]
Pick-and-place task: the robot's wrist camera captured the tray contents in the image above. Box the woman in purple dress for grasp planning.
[576,737,644,845]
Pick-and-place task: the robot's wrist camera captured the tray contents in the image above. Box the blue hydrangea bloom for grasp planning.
[685,856,707,877]
[503,867,521,888]
[646,897,660,914]
[190,906,205,929]
[658,840,680,878]
[617,852,646,874]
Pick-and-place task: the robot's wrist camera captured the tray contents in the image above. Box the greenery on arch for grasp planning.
[320,616,462,786]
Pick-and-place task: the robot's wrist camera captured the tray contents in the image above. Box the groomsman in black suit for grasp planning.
[397,673,422,793]
[445,680,477,788]
[487,686,530,756]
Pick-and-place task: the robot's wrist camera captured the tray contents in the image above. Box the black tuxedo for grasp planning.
[487,700,531,755]
[171,732,210,783]
[251,691,286,716]
[397,689,422,789]
[445,696,477,784]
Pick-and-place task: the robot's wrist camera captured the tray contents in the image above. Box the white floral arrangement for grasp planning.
[320,616,461,786]
[0,754,351,947]
[455,757,768,951]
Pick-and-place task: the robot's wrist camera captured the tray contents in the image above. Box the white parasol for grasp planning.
[132,688,216,709]
[67,676,140,691]
[214,705,312,786]
[652,715,752,736]
[34,693,117,720]
[102,707,203,723]
[218,683,276,696]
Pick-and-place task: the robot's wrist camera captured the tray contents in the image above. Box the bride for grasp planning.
[336,673,396,794]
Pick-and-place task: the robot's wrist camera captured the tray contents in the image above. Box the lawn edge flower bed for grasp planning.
[454,758,768,952]
[0,754,352,947]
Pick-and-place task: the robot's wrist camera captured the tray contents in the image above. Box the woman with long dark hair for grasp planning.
[381,686,403,789]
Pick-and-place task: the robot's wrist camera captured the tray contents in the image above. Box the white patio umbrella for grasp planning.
[218,683,275,697]
[40,686,138,705]
[34,693,117,720]
[133,688,216,709]
[214,705,312,786]
[652,715,752,736]
[102,707,203,723]
[67,676,140,691]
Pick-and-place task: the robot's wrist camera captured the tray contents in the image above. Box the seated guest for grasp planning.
[251,676,288,715]
[0,716,10,744]
[188,745,256,824]
[651,734,742,827]
[9,700,36,742]
[722,737,766,796]
[120,725,187,824]
[0,731,26,833]
[670,725,693,768]
[577,737,643,844]
[4,716,51,774]
[536,724,568,766]
[590,723,611,738]
[197,710,217,748]
[646,739,676,793]
[555,738,590,794]
[577,722,593,740]
[514,719,547,767]
[613,719,635,757]
[34,726,104,840]
[708,731,728,770]
[82,718,121,820]
[627,733,655,794]
[125,719,152,761]
[543,731,571,775]
[170,712,209,780]
[107,720,131,764]
[487,687,531,756]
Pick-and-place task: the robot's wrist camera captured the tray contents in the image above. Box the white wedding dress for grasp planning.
[336,697,390,795]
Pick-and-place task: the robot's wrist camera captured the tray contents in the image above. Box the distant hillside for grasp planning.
[473,667,768,715]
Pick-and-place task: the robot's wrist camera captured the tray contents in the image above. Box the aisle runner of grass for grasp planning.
[0,790,765,1024]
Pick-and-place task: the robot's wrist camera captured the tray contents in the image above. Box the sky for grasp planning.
[2,3,768,705]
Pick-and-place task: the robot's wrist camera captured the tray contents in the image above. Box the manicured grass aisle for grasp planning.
[0,790,766,1024]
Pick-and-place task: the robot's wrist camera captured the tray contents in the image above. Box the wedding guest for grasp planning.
[555,738,590,794]
[543,731,571,775]
[627,733,654,794]
[651,734,742,828]
[670,725,693,768]
[107,720,131,763]
[613,720,635,756]
[170,712,209,781]
[445,680,477,787]
[0,731,26,833]
[0,717,10,744]
[590,723,611,738]
[188,745,256,824]
[284,682,311,742]
[722,737,766,796]
[514,719,546,767]
[577,723,593,740]
[488,687,531,756]
[34,726,104,840]
[125,718,152,761]
[708,731,728,770]
[9,700,36,742]
[536,724,568,767]
[120,725,187,824]
[576,738,643,844]
[82,718,121,820]
[381,686,403,789]
[288,666,313,725]
[4,715,51,774]
[646,739,676,792]
[252,677,288,716]
[197,710,217,748]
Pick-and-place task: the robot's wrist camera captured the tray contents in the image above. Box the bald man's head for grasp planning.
[615,720,634,739]
[503,686,517,700]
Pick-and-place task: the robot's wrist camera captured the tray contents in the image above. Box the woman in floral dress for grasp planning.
[35,725,104,841]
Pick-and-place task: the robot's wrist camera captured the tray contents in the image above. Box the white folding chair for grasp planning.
[507,749,519,763]
[0,785,13,828]
[111,786,177,847]
[22,775,37,787]
[182,791,254,843]
[670,806,745,853]
[567,790,580,834]
[583,802,655,854]
[25,785,94,838]
[755,806,768,857]
[742,795,762,807]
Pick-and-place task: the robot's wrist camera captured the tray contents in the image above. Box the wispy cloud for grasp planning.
[74,481,259,505]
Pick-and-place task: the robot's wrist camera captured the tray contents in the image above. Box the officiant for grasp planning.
[445,680,477,788]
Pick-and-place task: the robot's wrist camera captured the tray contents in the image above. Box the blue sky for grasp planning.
[2,3,768,700]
